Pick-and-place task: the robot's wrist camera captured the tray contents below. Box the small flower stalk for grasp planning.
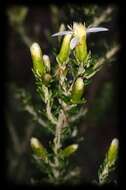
[30,42,45,76]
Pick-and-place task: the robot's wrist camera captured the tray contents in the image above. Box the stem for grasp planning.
[93,45,120,70]
[53,110,65,154]
[51,109,66,181]
[42,85,57,125]
[17,24,32,47]
[25,104,48,127]
[46,99,57,125]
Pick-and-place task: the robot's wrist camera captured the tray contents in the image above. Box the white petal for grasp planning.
[86,27,109,34]
[67,24,73,30]
[70,37,80,49]
[51,31,73,37]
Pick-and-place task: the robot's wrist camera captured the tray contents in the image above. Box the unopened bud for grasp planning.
[43,73,52,85]
[73,22,87,64]
[71,77,84,104]
[57,34,72,64]
[62,144,78,157]
[30,43,45,76]
[43,54,51,72]
[30,137,48,162]
[98,138,119,184]
[107,138,119,166]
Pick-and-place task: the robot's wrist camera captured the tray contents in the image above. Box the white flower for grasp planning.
[52,22,108,50]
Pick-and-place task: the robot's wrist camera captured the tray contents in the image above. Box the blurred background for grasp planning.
[5,4,120,184]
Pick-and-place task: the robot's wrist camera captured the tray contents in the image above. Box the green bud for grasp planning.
[107,138,119,167]
[43,54,51,72]
[30,137,48,162]
[56,34,72,64]
[98,138,119,184]
[61,144,78,157]
[30,43,45,76]
[73,23,87,64]
[43,73,52,85]
[71,77,84,104]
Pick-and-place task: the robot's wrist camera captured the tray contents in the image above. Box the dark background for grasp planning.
[4,3,120,185]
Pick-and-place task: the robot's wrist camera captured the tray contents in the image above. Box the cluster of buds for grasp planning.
[30,43,51,84]
[30,23,108,104]
[51,22,108,103]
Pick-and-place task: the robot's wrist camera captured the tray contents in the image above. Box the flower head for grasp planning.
[52,22,108,49]
[52,22,108,64]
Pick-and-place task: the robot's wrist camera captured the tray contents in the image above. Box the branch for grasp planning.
[50,110,66,179]
[46,99,57,125]
[93,45,120,70]
[24,104,48,128]
[42,85,57,125]
[17,25,32,47]
[53,110,65,154]
[6,116,21,155]
[70,108,88,123]
[91,7,113,26]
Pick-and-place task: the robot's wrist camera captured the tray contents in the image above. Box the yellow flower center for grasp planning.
[73,22,86,38]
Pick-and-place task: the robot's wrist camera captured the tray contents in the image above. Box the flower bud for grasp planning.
[73,22,87,64]
[107,138,119,167]
[56,34,72,64]
[71,77,84,104]
[98,138,119,184]
[43,73,52,85]
[30,43,45,76]
[61,144,78,157]
[30,137,48,162]
[43,54,51,73]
